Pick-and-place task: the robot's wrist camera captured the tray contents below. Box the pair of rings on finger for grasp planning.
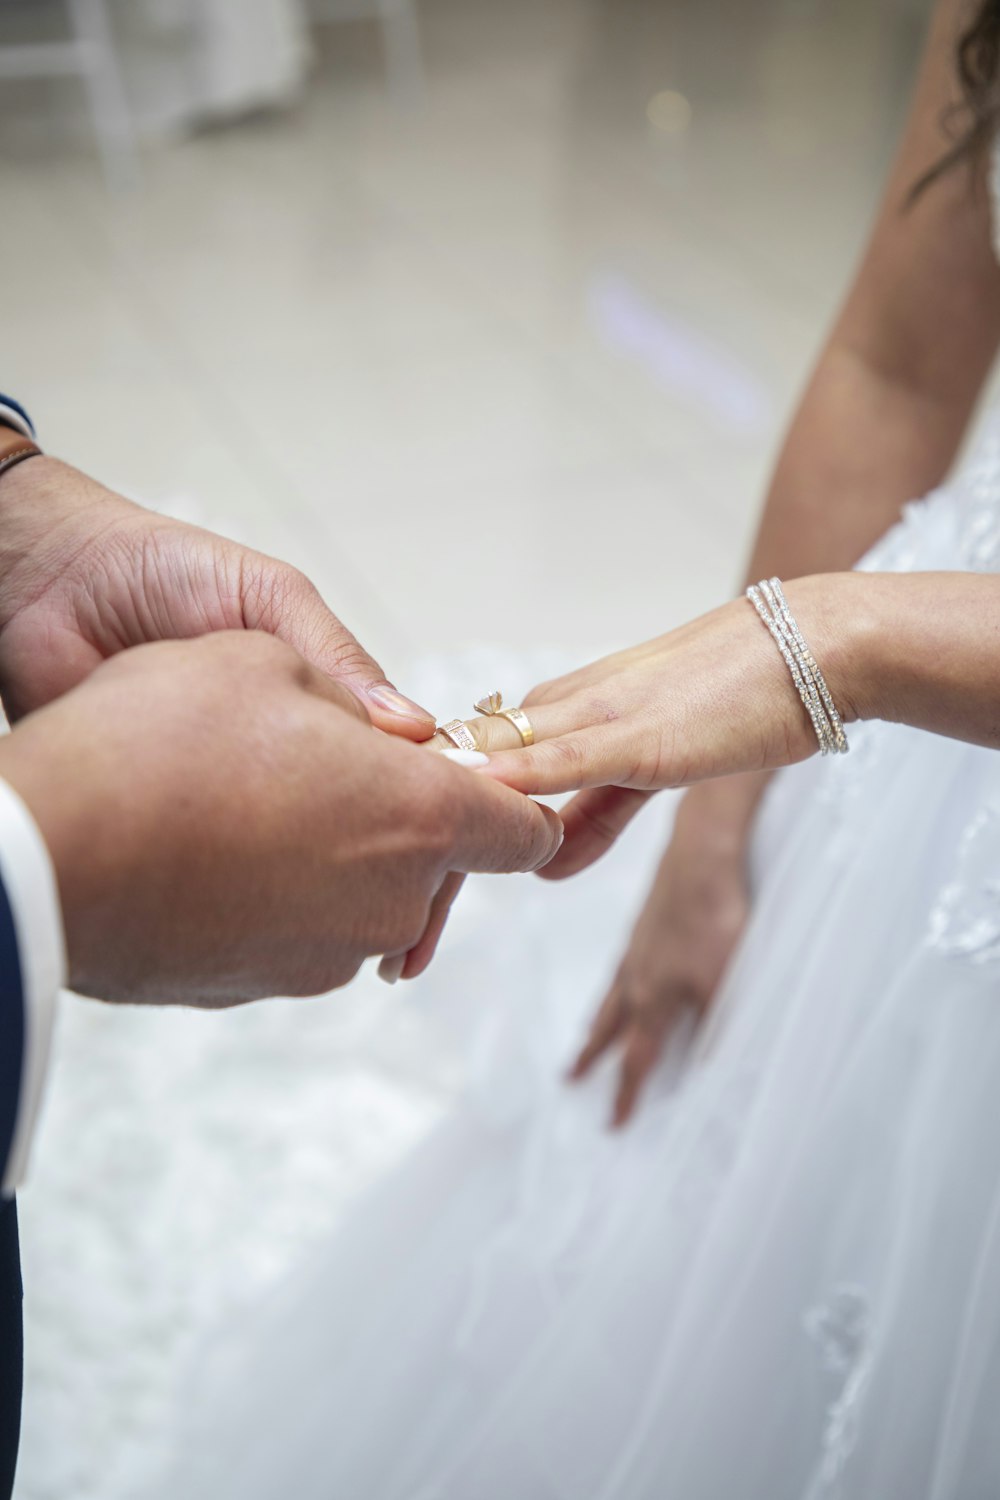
[438,690,534,751]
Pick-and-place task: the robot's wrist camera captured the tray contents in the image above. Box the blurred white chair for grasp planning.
[0,0,137,189]
[308,0,423,109]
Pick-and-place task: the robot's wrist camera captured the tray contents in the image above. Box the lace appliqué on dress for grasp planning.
[802,1284,873,1500]
[928,802,1000,965]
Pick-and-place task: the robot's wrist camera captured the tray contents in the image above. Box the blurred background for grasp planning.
[0,0,934,1495]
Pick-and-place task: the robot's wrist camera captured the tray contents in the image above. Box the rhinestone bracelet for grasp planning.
[746,577,849,756]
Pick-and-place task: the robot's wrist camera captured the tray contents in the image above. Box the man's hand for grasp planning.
[0,632,562,1005]
[0,457,434,736]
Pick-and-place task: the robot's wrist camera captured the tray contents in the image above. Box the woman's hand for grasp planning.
[484,574,865,792]
[570,774,766,1126]
[431,572,872,871]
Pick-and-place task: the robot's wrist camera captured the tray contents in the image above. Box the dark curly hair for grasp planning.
[912,0,1000,198]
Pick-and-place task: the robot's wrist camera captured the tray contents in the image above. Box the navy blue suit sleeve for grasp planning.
[0,879,26,1497]
[0,878,25,1195]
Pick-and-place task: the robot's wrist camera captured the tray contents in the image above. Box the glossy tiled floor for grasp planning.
[0,0,930,672]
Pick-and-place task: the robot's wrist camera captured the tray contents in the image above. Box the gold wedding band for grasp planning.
[499,706,535,747]
[473,690,535,748]
[439,719,479,752]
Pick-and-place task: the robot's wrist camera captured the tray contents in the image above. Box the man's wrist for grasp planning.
[0,456,69,627]
[0,457,131,631]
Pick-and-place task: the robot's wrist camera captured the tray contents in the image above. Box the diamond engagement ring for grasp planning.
[473,691,535,748]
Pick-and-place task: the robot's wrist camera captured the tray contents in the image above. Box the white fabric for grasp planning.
[0,403,34,441]
[0,778,65,1195]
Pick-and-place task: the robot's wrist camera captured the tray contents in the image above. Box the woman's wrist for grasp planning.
[662,572,878,798]
[847,570,1000,748]
[771,571,887,734]
[774,569,1000,753]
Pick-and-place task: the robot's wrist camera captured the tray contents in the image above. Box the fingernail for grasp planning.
[440,749,489,769]
[367,684,435,724]
[378,952,406,985]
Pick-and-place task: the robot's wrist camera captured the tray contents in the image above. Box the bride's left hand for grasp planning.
[430,572,870,874]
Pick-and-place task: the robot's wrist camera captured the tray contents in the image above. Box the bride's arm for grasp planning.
[508,0,1000,871]
[697,0,1000,826]
[747,0,1000,586]
[475,568,1000,807]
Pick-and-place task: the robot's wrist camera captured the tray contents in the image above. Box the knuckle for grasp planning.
[587,695,620,725]
[662,958,709,1003]
[616,966,666,1013]
[269,559,311,603]
[547,737,584,774]
[326,634,377,680]
[523,678,556,707]
[243,561,379,681]
[244,555,306,620]
[621,977,657,1013]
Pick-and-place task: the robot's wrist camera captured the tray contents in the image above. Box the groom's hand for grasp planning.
[0,632,562,1005]
[0,456,434,736]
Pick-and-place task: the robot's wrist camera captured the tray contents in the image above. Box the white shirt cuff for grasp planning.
[0,402,34,441]
[0,778,66,1195]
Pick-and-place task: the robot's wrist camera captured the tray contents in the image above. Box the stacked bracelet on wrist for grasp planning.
[746,577,849,756]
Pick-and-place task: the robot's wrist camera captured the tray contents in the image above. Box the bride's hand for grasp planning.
[570,774,766,1125]
[433,573,869,872]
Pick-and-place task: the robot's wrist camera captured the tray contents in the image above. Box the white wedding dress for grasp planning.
[157,175,1000,1500]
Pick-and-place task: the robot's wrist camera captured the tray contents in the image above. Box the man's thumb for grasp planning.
[248,563,437,741]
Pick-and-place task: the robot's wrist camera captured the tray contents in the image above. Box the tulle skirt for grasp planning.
[158,427,1000,1499]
